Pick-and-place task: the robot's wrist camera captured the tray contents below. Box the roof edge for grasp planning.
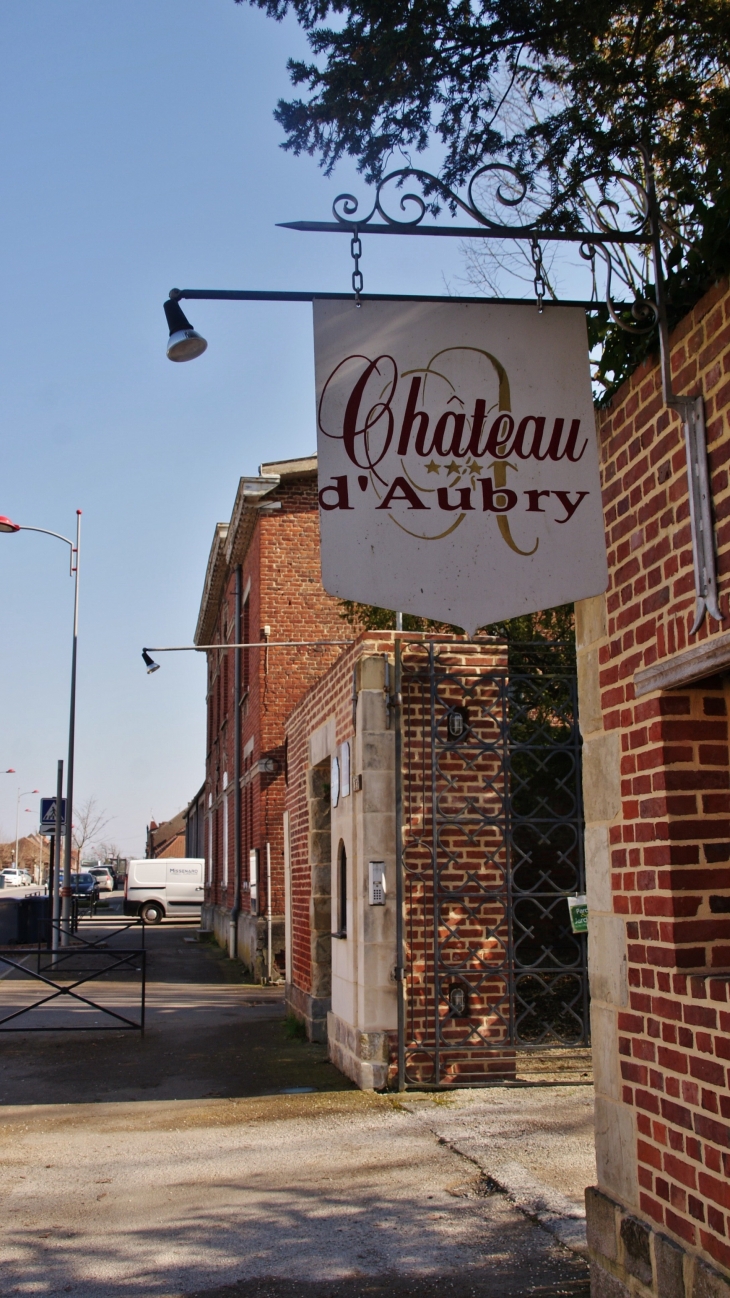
[259,455,317,478]
[194,522,229,646]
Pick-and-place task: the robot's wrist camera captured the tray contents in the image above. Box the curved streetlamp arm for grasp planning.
[15,788,39,871]
[5,511,82,944]
[18,526,75,576]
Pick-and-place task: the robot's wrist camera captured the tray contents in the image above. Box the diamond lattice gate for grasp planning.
[397,639,589,1087]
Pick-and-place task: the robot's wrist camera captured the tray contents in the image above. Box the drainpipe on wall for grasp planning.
[229,565,243,960]
[266,840,272,982]
[394,638,406,1091]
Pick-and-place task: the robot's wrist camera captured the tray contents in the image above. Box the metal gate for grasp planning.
[395,638,588,1088]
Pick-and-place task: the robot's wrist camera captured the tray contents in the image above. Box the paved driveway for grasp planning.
[0,921,593,1298]
[1,1091,591,1298]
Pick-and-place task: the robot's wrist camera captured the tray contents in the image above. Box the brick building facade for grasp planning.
[183,784,206,860]
[196,456,344,977]
[284,632,398,1080]
[285,631,529,1090]
[580,279,730,1295]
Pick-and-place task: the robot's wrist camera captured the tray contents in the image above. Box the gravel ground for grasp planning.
[403,1087,596,1253]
[0,922,593,1298]
[0,1092,590,1298]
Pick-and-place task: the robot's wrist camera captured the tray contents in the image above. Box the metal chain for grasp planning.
[589,245,597,302]
[350,227,363,306]
[530,237,545,313]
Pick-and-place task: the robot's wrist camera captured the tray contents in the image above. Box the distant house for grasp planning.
[146,810,186,859]
[183,784,206,860]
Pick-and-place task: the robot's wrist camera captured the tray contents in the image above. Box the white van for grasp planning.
[124,858,204,924]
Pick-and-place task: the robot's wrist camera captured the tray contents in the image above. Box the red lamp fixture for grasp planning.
[0,516,20,533]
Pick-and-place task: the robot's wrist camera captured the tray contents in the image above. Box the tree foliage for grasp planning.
[339,599,575,668]
[240,0,729,199]
[240,0,730,397]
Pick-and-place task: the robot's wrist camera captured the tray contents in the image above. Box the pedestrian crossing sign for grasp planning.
[40,797,66,835]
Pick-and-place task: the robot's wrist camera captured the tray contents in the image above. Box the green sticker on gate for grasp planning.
[567,895,588,934]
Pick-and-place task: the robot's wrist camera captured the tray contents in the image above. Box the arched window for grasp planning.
[337,840,347,937]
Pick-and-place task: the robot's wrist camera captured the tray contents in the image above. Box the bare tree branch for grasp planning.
[72,796,112,865]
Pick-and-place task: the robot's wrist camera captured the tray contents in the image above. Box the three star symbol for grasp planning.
[424,457,482,479]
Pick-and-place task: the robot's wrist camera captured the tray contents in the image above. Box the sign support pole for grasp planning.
[51,760,63,960]
[61,511,80,947]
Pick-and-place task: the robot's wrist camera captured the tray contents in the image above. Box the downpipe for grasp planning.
[229,565,243,961]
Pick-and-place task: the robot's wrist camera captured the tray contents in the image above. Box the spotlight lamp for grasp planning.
[0,516,21,533]
[164,298,207,362]
[142,650,160,674]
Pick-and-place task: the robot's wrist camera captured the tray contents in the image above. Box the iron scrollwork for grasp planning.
[333,163,547,232]
[332,161,664,326]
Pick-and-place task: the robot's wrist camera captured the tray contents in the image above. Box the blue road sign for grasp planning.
[40,797,66,835]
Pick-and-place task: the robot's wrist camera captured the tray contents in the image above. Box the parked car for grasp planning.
[1,868,32,887]
[71,872,100,903]
[87,866,115,892]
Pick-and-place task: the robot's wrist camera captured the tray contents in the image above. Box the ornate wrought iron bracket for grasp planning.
[279,158,722,631]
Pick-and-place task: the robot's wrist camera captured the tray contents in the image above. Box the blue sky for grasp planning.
[0,2,597,856]
[0,0,478,855]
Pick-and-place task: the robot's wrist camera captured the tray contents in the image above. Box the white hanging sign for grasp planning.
[314,299,607,635]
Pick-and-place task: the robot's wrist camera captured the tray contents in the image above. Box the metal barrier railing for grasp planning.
[38,914,145,964]
[0,917,146,1034]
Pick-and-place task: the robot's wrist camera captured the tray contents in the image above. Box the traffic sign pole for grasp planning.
[52,760,63,958]
[61,511,81,948]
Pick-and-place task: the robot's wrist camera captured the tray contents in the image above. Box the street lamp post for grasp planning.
[14,788,39,869]
[0,511,81,942]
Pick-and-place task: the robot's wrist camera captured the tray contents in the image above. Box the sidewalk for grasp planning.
[0,921,346,1104]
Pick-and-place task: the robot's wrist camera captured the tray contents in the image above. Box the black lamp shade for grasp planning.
[164,299,195,335]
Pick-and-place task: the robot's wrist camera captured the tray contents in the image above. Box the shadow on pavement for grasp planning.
[186,1277,590,1298]
[0,921,354,1104]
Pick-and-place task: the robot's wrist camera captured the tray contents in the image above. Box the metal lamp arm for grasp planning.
[18,526,75,576]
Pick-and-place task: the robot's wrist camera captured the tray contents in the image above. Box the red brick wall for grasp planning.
[286,632,526,1089]
[399,639,513,1085]
[285,631,392,997]
[594,278,730,1270]
[205,472,345,935]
